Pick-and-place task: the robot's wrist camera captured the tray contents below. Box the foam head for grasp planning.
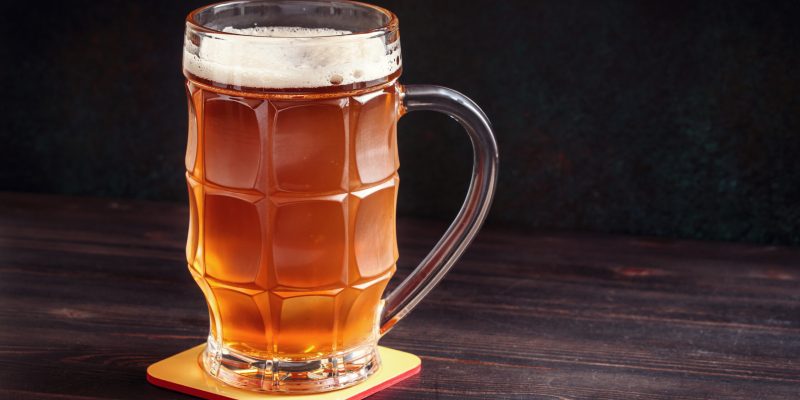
[183,26,401,89]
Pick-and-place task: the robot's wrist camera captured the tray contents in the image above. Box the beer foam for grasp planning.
[183,26,401,89]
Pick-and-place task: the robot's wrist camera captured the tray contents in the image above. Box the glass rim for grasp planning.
[186,0,399,39]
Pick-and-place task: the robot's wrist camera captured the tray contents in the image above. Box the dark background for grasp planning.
[2,0,799,244]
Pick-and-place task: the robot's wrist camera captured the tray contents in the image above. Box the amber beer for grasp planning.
[183,0,498,393]
[184,75,401,358]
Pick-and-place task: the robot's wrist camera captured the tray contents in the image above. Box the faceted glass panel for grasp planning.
[354,183,398,278]
[186,180,200,268]
[272,293,337,357]
[185,86,199,173]
[204,194,262,284]
[213,288,268,351]
[272,102,347,192]
[272,199,346,288]
[204,96,263,189]
[190,269,221,341]
[341,273,391,349]
[354,92,397,184]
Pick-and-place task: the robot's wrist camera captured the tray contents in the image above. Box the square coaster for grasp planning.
[147,345,421,400]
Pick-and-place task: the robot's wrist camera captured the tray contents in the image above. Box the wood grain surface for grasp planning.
[1,192,798,399]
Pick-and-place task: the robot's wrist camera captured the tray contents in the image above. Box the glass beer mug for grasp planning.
[182,0,498,393]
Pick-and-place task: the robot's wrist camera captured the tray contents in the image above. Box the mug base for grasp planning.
[202,337,380,393]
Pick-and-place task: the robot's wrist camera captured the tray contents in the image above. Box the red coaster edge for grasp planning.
[146,364,421,400]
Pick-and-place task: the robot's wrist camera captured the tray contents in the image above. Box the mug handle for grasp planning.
[380,84,499,334]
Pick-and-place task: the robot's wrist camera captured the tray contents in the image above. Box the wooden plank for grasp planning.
[1,192,798,399]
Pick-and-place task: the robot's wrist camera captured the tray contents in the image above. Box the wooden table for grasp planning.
[1,192,799,399]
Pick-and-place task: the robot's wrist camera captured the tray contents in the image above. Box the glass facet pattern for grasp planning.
[185,81,399,382]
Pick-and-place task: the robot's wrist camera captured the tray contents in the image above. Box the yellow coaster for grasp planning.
[147,345,421,400]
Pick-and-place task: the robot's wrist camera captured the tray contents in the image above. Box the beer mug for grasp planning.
[182,0,498,392]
